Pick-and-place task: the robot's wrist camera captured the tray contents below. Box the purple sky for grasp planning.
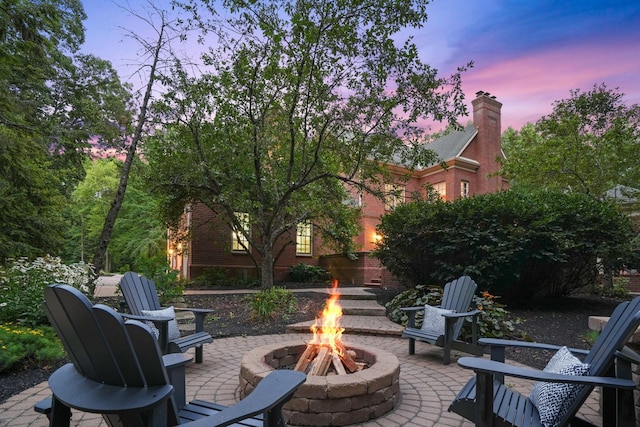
[82,0,640,132]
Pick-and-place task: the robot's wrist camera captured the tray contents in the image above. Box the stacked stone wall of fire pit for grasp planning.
[239,340,401,426]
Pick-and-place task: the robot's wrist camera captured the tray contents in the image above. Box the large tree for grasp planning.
[500,84,640,199]
[144,0,470,287]
[0,0,133,262]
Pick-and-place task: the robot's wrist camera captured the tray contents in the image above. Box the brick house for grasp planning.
[169,91,508,286]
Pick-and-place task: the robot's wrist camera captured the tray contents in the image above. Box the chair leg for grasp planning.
[408,338,415,355]
[50,396,72,427]
[443,341,451,365]
[195,345,203,363]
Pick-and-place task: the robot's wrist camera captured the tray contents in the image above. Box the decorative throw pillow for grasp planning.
[529,346,590,427]
[420,305,454,336]
[141,306,181,341]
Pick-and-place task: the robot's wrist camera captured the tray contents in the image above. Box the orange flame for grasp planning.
[310,279,344,355]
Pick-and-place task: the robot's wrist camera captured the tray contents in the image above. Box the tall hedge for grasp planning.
[372,189,634,302]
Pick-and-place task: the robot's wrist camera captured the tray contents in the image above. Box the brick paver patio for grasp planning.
[0,332,602,427]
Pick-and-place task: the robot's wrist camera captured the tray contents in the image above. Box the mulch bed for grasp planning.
[0,289,627,404]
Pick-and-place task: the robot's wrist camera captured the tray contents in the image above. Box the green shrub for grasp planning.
[246,287,297,322]
[466,291,523,340]
[196,267,230,287]
[373,188,634,302]
[0,323,65,373]
[386,284,443,325]
[287,263,329,283]
[591,277,630,299]
[385,286,523,340]
[0,256,95,327]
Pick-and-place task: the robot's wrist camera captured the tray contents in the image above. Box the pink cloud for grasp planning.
[461,38,640,130]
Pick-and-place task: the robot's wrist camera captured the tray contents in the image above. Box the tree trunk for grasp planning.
[90,16,167,292]
[261,244,275,289]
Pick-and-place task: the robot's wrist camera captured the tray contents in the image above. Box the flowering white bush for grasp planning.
[0,256,95,326]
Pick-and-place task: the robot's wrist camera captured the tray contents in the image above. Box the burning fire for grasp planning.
[310,279,345,355]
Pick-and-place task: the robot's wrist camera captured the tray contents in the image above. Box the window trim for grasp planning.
[384,183,405,210]
[433,181,447,200]
[461,180,470,198]
[231,212,250,252]
[296,221,313,256]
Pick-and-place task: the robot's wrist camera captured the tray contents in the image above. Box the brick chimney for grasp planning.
[471,91,505,193]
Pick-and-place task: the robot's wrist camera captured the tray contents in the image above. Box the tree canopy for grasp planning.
[144,0,470,287]
[0,0,133,262]
[500,84,640,199]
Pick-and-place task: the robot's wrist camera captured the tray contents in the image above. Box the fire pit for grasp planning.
[239,340,400,426]
[239,281,400,426]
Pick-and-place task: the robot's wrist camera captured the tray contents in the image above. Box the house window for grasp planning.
[296,221,312,256]
[433,181,446,200]
[384,184,405,210]
[231,212,250,252]
[461,181,469,198]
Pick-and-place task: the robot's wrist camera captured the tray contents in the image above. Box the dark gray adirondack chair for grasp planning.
[401,275,482,365]
[119,271,213,363]
[449,295,640,427]
[37,283,306,427]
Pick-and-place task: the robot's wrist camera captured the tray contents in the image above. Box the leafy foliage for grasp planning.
[135,256,184,305]
[287,263,329,283]
[373,189,635,302]
[0,256,94,326]
[500,84,640,199]
[246,287,298,322]
[64,159,167,273]
[0,324,65,373]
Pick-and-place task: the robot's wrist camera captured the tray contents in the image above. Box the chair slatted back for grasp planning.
[44,284,170,389]
[440,276,477,338]
[565,296,640,422]
[120,271,163,314]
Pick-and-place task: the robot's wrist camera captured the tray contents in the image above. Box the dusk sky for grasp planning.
[81,0,640,132]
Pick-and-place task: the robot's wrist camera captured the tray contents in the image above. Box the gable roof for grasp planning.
[426,125,477,161]
[388,124,478,169]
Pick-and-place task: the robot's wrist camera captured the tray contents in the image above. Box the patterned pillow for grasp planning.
[141,306,181,341]
[529,346,590,427]
[420,305,454,336]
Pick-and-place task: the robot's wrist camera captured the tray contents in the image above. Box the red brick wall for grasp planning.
[319,253,391,286]
[624,273,640,293]
[187,204,322,282]
[470,92,505,194]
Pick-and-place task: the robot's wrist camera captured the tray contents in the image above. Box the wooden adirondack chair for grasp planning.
[119,271,213,363]
[401,275,483,365]
[449,296,640,427]
[38,283,306,427]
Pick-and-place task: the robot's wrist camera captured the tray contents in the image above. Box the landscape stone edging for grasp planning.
[238,340,400,426]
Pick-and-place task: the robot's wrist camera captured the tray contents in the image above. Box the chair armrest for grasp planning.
[175,307,215,315]
[617,346,640,365]
[174,308,214,333]
[479,338,589,360]
[400,306,424,313]
[180,370,307,427]
[457,357,636,389]
[49,364,174,413]
[443,309,481,319]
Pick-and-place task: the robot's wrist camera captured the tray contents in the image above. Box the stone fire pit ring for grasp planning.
[239,340,400,426]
